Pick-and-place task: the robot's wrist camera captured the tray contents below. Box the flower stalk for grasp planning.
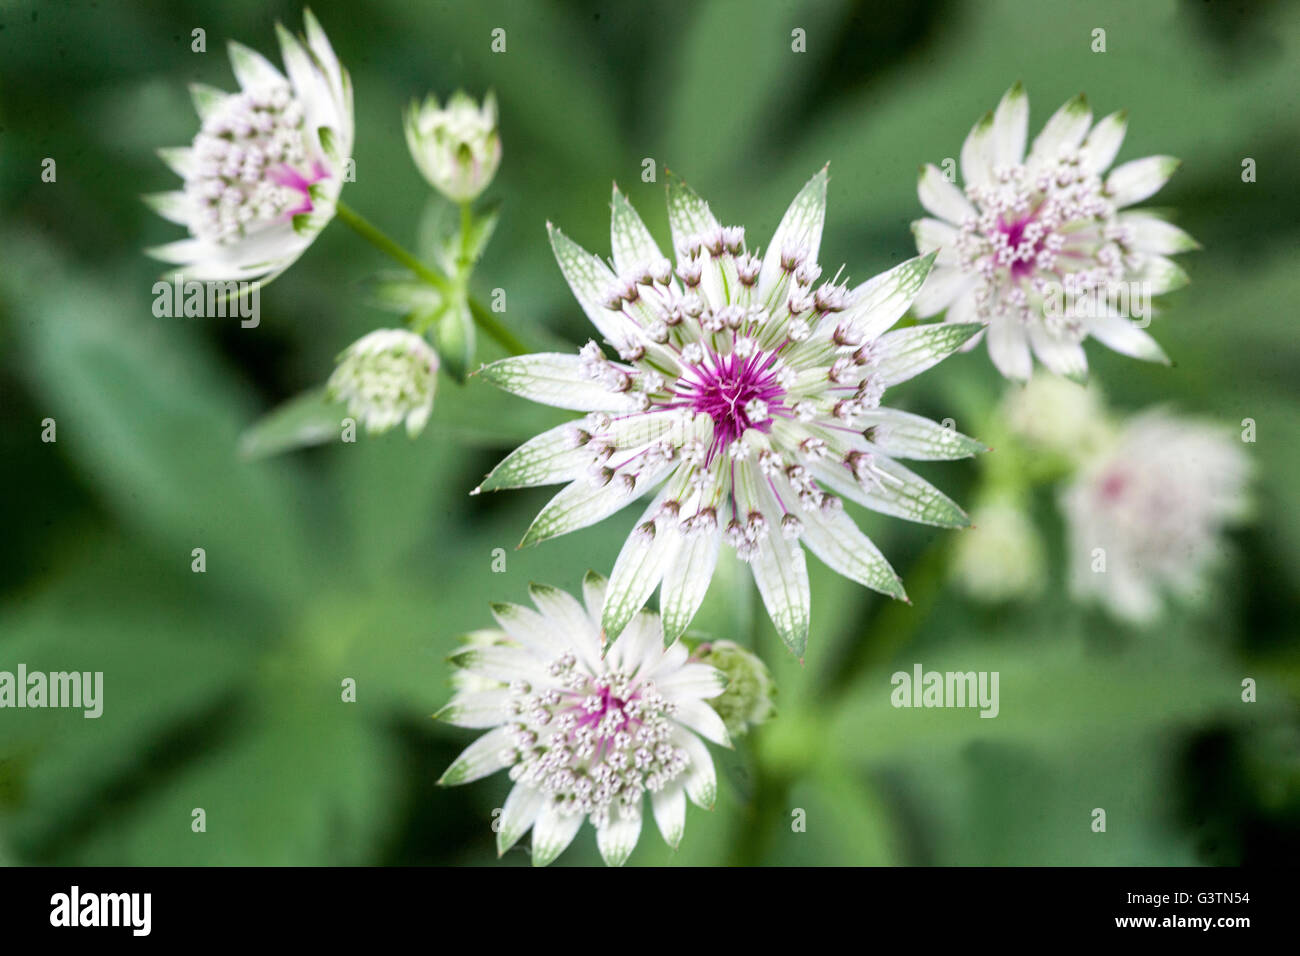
[334,199,527,357]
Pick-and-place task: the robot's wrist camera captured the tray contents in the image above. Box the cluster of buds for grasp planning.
[327,329,439,436]
[693,640,776,737]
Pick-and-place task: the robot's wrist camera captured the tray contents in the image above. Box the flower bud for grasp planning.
[327,329,439,436]
[951,500,1046,603]
[695,640,775,737]
[404,91,502,203]
[1001,374,1112,465]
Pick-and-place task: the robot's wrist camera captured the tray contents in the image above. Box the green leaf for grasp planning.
[829,636,1260,768]
[238,387,345,460]
[435,299,475,383]
[73,679,401,865]
[462,202,501,267]
[0,547,261,855]
[358,271,443,315]
[1,241,309,599]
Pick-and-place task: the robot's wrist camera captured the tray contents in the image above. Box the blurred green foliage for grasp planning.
[0,0,1297,865]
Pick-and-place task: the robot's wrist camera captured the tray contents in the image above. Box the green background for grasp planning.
[1,0,1296,865]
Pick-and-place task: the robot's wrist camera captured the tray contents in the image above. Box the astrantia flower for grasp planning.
[474,169,984,655]
[1061,411,1250,623]
[404,91,502,203]
[437,574,728,867]
[913,83,1197,382]
[327,329,438,436]
[146,11,353,287]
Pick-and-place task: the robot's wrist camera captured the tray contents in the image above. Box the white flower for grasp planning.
[913,83,1197,382]
[404,91,501,203]
[474,169,983,656]
[327,329,438,436]
[1061,411,1250,623]
[146,11,353,287]
[951,499,1046,603]
[437,574,729,867]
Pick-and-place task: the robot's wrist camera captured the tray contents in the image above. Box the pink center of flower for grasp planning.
[674,350,786,461]
[998,214,1046,281]
[268,160,330,217]
[1099,470,1128,502]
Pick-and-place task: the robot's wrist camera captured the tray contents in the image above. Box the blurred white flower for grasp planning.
[327,329,438,436]
[437,574,728,867]
[404,91,501,203]
[693,640,776,737]
[1062,411,1250,623]
[913,83,1197,382]
[1002,373,1112,465]
[474,169,984,656]
[146,11,353,287]
[952,499,1047,602]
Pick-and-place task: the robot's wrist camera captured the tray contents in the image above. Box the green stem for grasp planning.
[334,200,527,357]
[335,200,450,294]
[458,201,474,269]
[468,298,528,357]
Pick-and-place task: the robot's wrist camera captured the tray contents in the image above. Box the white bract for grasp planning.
[146,11,353,287]
[474,169,983,656]
[1062,411,1250,622]
[404,91,502,203]
[327,329,439,436]
[437,574,728,867]
[913,83,1197,382]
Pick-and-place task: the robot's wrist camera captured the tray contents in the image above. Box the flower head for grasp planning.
[693,640,775,737]
[475,169,983,655]
[913,83,1197,382]
[1061,411,1250,622]
[437,574,729,866]
[327,329,438,436]
[404,91,501,203]
[145,11,353,287]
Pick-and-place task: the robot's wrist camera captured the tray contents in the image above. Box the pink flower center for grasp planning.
[674,350,786,461]
[268,161,330,217]
[997,214,1045,281]
[1099,470,1128,502]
